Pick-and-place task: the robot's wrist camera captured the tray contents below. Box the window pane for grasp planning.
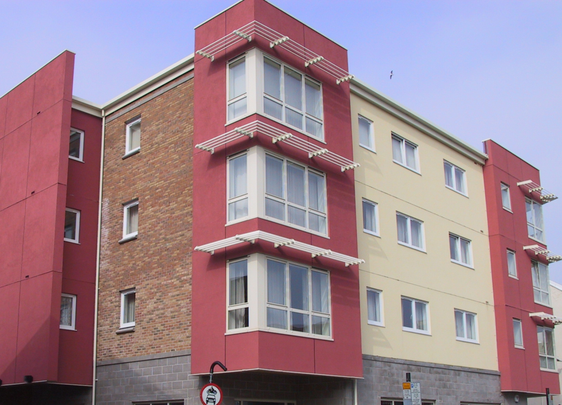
[264,97,283,120]
[454,167,465,193]
[124,293,135,324]
[264,59,281,99]
[228,308,248,329]
[405,142,417,169]
[229,260,248,305]
[267,307,287,329]
[60,296,73,326]
[501,184,511,209]
[308,212,326,234]
[312,271,329,313]
[311,315,330,335]
[128,122,141,151]
[65,211,77,240]
[289,264,309,311]
[415,301,427,330]
[288,206,306,227]
[410,220,423,248]
[229,58,246,100]
[229,198,248,220]
[305,79,322,119]
[513,319,523,346]
[444,162,453,188]
[266,155,284,197]
[284,68,302,110]
[466,313,476,340]
[397,214,408,244]
[287,163,305,206]
[367,289,380,323]
[305,117,322,138]
[69,130,82,158]
[285,108,303,129]
[359,116,373,149]
[392,136,402,163]
[127,204,139,235]
[402,298,413,328]
[507,250,517,277]
[265,198,285,220]
[460,238,471,265]
[450,235,459,261]
[229,155,247,199]
[363,201,377,233]
[455,310,464,338]
[308,172,325,212]
[267,260,285,305]
[291,312,309,333]
[228,98,247,121]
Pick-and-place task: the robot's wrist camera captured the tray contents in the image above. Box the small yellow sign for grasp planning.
[403,383,411,390]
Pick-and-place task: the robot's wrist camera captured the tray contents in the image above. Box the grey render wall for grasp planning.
[95,350,355,405]
[358,355,504,404]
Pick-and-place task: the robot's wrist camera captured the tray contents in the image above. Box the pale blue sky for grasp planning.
[1,0,560,281]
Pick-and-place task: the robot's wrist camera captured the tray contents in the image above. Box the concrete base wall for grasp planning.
[0,383,91,405]
[358,355,504,404]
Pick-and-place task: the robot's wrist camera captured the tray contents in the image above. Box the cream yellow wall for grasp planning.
[352,91,498,371]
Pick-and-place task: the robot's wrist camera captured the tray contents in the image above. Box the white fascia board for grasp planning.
[351,78,488,165]
[102,54,195,116]
[72,96,103,117]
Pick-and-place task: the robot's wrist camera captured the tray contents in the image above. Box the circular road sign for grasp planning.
[200,382,223,405]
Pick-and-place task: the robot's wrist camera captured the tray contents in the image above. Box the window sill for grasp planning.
[539,367,558,373]
[508,274,518,280]
[445,185,468,198]
[363,229,380,238]
[402,327,431,336]
[533,300,552,309]
[116,326,135,334]
[359,144,376,154]
[450,260,474,270]
[254,215,330,240]
[64,239,80,244]
[397,241,426,253]
[225,326,333,341]
[60,326,77,331]
[514,345,525,350]
[69,156,84,163]
[456,337,479,344]
[502,207,513,213]
[258,113,326,144]
[122,148,140,160]
[367,321,384,327]
[393,160,421,175]
[528,235,546,244]
[119,234,138,244]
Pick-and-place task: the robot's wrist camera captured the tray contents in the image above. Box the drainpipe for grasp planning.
[92,109,106,405]
[354,379,358,405]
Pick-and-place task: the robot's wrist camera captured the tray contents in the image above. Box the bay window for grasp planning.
[537,326,556,370]
[263,56,323,139]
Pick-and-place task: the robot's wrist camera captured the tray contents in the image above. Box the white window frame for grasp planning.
[227,258,250,331]
[122,200,139,241]
[120,289,136,329]
[69,128,84,162]
[362,199,379,236]
[60,293,77,330]
[227,55,247,122]
[382,401,433,405]
[262,54,324,140]
[236,401,295,405]
[532,261,550,306]
[264,152,327,235]
[367,288,383,326]
[125,117,141,156]
[227,153,249,222]
[537,326,556,371]
[513,318,524,348]
[507,249,517,278]
[449,233,473,268]
[526,198,545,242]
[454,309,478,343]
[358,115,375,151]
[64,208,80,243]
[396,213,425,251]
[392,134,419,172]
[444,161,467,195]
[265,258,331,337]
[401,297,430,334]
[501,183,512,211]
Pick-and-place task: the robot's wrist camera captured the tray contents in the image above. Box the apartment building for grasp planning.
[1,1,560,405]
[0,51,101,404]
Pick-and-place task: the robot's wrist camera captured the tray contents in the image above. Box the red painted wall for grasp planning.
[0,51,99,387]
[192,0,362,378]
[483,139,559,394]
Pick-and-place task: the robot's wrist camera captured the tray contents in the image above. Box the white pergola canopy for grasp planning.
[523,245,562,263]
[194,230,364,267]
[517,180,558,203]
[530,312,562,326]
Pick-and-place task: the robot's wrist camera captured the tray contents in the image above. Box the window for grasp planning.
[358,115,374,150]
[228,56,247,121]
[228,259,249,330]
[64,208,80,243]
[537,326,555,370]
[455,309,477,343]
[532,261,550,305]
[381,400,433,405]
[122,200,139,241]
[367,288,383,326]
[513,319,523,348]
[228,153,248,221]
[60,294,76,330]
[265,154,327,234]
[120,289,136,328]
[449,233,473,267]
[526,198,544,241]
[401,297,429,333]
[396,213,424,250]
[69,128,84,161]
[125,117,141,155]
[392,134,418,172]
[263,57,323,139]
[236,402,295,405]
[134,402,184,405]
[501,183,511,210]
[362,199,379,236]
[444,161,466,195]
[266,258,331,336]
[507,249,517,278]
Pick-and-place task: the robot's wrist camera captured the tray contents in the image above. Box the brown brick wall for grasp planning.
[97,75,194,361]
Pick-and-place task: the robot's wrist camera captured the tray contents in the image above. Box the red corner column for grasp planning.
[192,0,362,389]
[483,139,560,402]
